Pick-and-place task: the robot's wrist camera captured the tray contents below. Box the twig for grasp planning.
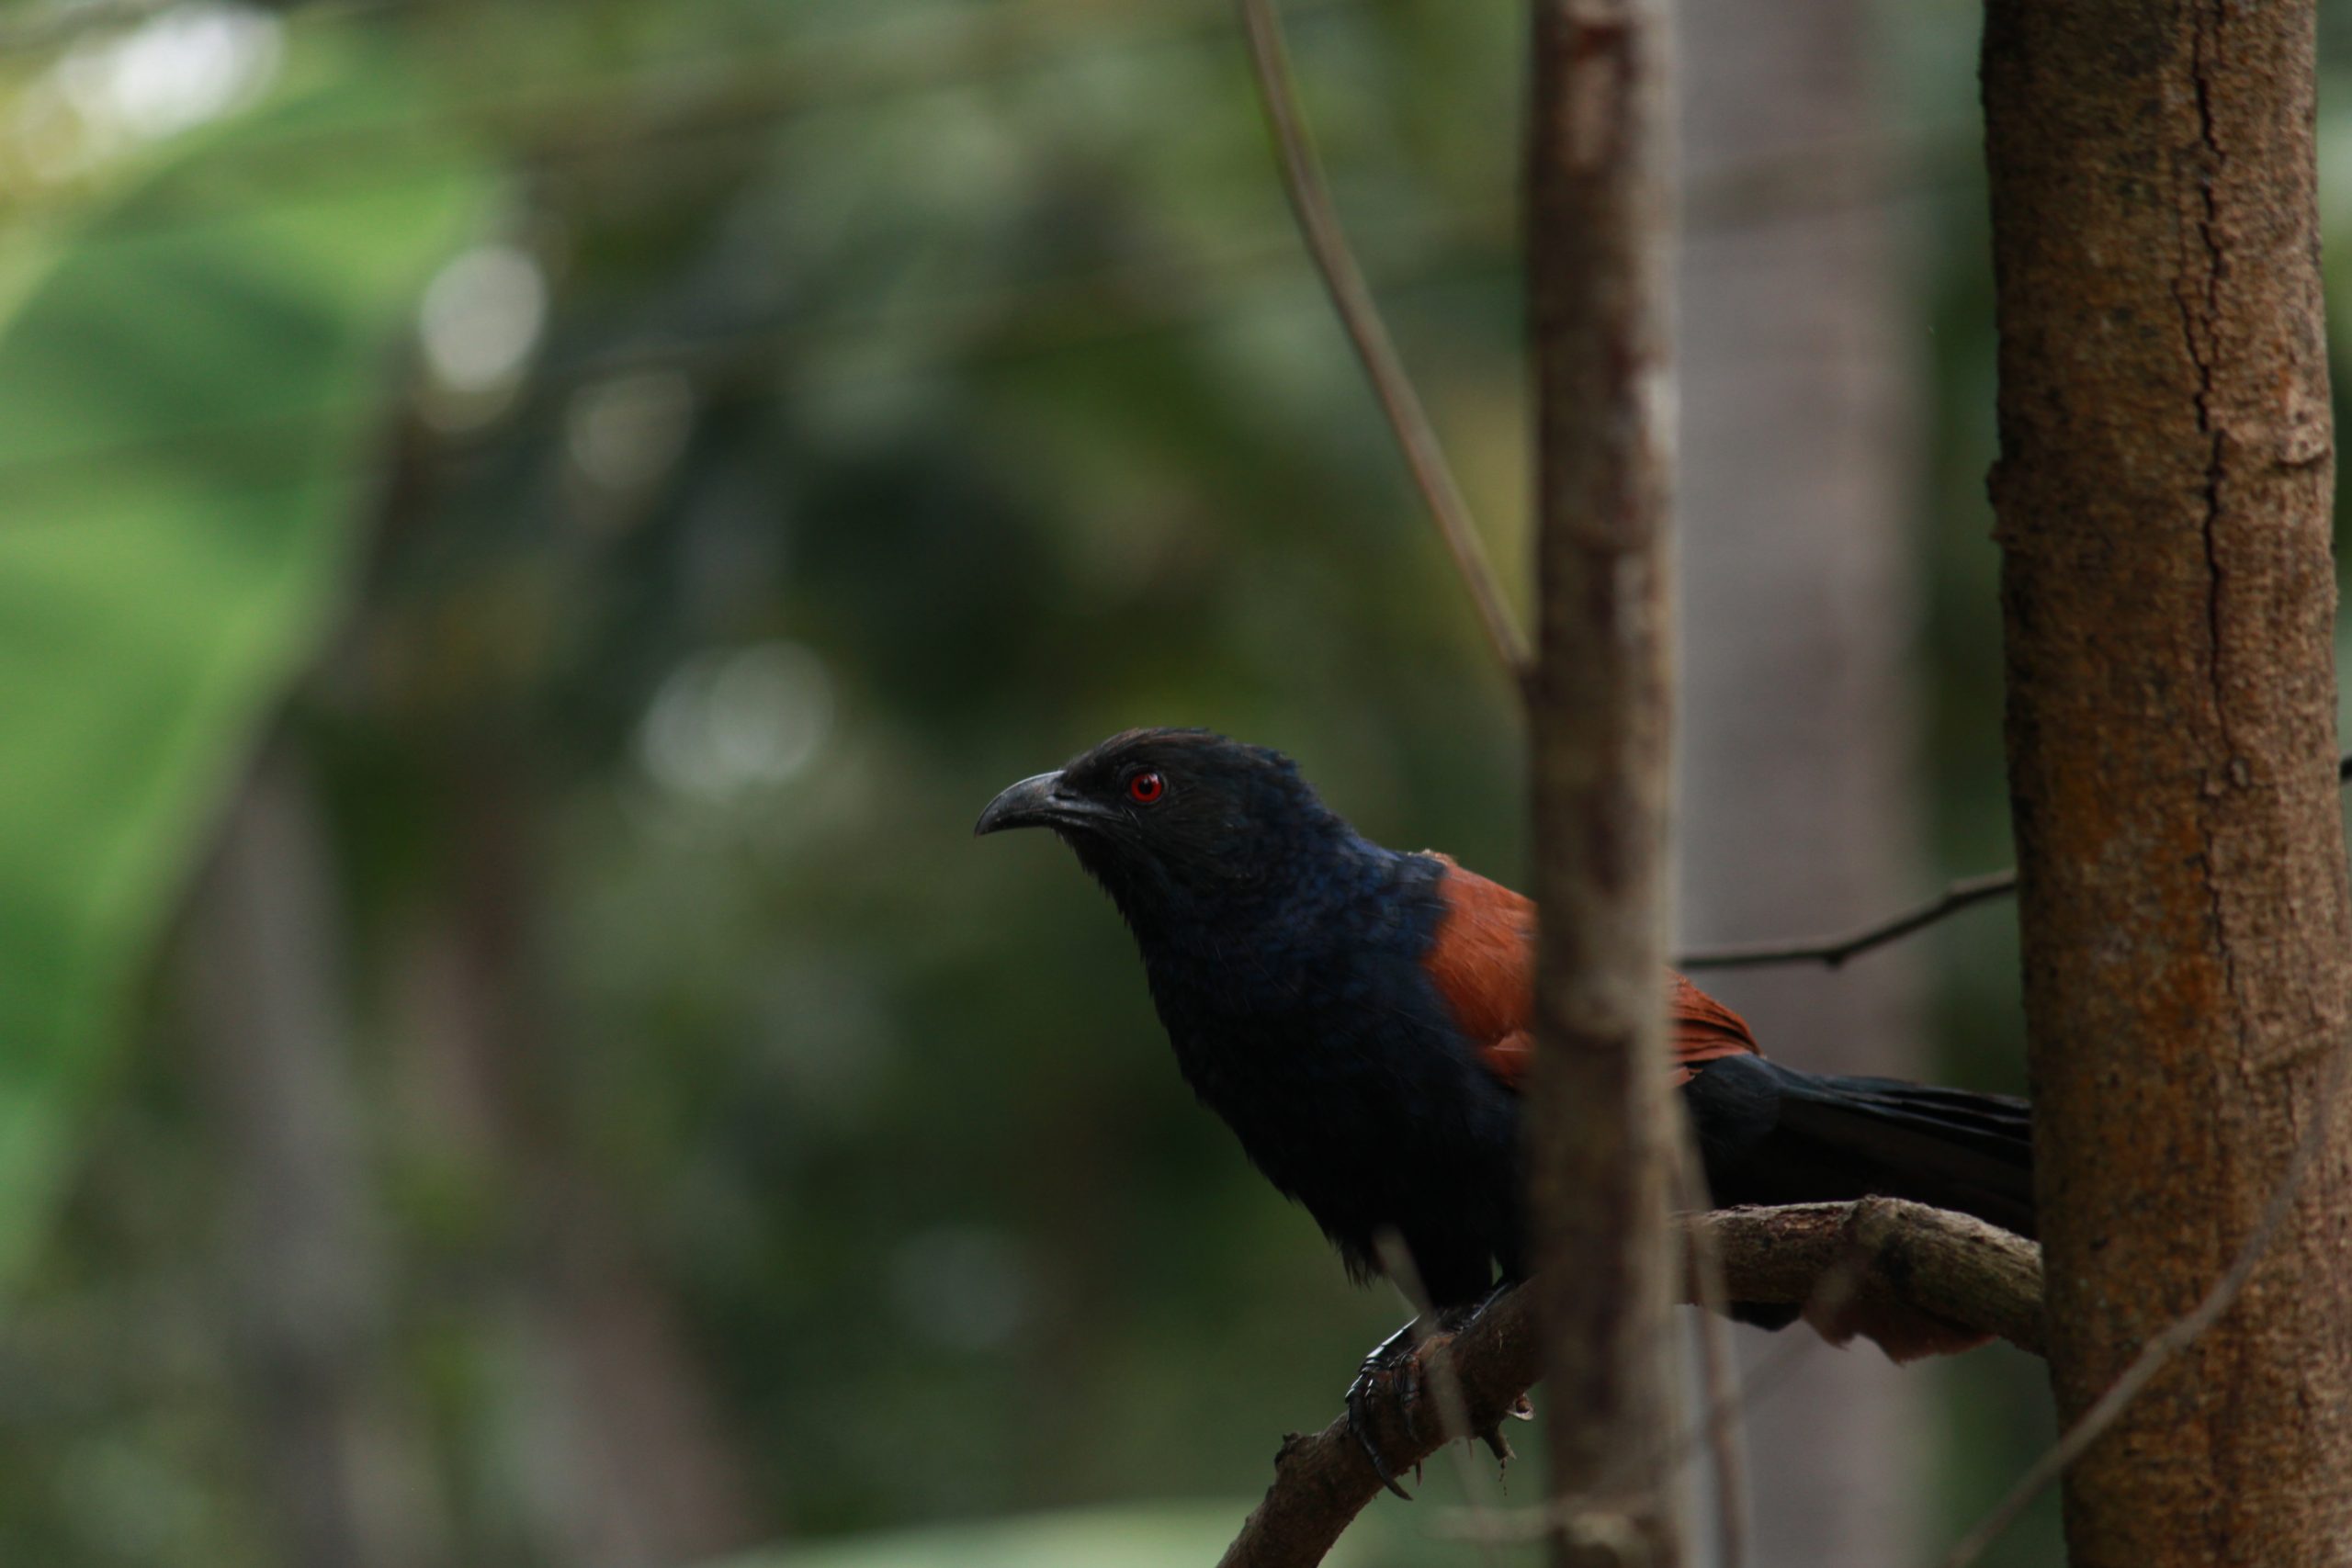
[1676,871,2018,972]
[1216,1200,2043,1568]
[1932,1036,2352,1568]
[1681,754,2352,973]
[1234,0,1530,677]
[1672,1133,1747,1568]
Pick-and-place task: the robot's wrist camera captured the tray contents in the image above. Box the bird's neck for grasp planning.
[1114,836,1439,1014]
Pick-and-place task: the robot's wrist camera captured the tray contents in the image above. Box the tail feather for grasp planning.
[1687,1055,2036,1241]
[1686,1055,2033,1359]
[1773,1071,2036,1240]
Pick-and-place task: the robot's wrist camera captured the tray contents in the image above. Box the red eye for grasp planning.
[1126,770,1165,805]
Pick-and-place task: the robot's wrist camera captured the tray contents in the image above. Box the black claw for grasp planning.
[1344,1320,1427,1501]
[1341,1290,1521,1499]
[1345,1371,1415,1499]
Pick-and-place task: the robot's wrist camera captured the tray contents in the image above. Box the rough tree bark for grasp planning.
[1526,0,1683,1562]
[1981,6,2352,1565]
[1674,0,1931,1560]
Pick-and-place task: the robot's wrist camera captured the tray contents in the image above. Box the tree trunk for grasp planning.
[1526,1,1684,1562]
[181,746,449,1568]
[356,412,761,1568]
[395,736,761,1568]
[1981,6,2352,1565]
[1674,0,1930,1562]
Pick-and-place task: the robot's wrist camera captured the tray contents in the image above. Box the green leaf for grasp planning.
[0,37,490,1282]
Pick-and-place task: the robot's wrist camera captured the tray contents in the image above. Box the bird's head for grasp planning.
[974,728,1354,928]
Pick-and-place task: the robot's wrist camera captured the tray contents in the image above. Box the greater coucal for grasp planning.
[977,728,2032,1488]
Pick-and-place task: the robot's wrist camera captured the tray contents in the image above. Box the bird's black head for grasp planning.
[974,728,1359,931]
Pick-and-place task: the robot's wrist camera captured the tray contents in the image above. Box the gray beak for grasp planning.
[975,770,1082,836]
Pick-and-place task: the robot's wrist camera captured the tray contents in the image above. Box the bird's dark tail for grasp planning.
[1766,1066,2036,1239]
[1686,1055,2034,1359]
[1689,1053,2035,1238]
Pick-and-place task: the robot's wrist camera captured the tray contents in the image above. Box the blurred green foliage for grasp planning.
[714,1504,1265,1568]
[0,3,1529,1562]
[716,1500,1426,1568]
[0,34,485,1281]
[0,1,2348,1565]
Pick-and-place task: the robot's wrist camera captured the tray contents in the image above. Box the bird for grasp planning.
[976,727,2032,1491]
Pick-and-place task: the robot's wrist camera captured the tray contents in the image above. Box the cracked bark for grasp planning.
[1982,5,2352,1565]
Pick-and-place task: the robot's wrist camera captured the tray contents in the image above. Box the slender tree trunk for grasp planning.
[398,735,761,1568]
[356,409,760,1568]
[1526,1,1684,1562]
[1981,6,2352,1564]
[181,746,449,1568]
[1674,1,1929,1562]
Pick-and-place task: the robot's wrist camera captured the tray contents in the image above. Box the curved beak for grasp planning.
[975,770,1105,837]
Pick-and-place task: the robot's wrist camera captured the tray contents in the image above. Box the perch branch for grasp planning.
[1216,1199,2043,1568]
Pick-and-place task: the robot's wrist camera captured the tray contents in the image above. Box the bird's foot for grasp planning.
[1451,1286,1530,1464]
[1477,1395,1532,1468]
[1345,1319,1430,1499]
[1345,1289,1531,1497]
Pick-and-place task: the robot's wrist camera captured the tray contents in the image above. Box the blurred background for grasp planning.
[3,1,2348,1565]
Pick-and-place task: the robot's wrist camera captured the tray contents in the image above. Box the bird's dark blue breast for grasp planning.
[1134,843,1524,1306]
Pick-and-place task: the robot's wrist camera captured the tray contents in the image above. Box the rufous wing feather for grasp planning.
[1420,856,1760,1089]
